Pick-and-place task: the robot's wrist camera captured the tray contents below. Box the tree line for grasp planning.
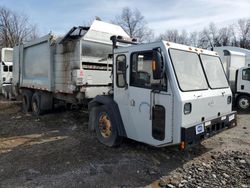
[0,6,37,49]
[115,7,250,50]
[0,6,249,51]
[158,20,250,50]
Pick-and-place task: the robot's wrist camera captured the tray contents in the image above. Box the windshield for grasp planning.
[200,55,229,89]
[3,50,13,62]
[169,49,208,91]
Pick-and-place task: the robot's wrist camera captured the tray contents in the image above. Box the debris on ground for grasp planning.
[155,151,250,188]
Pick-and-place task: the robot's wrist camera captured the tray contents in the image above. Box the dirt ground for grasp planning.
[0,97,249,188]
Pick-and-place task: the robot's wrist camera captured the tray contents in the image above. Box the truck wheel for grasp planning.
[3,91,9,99]
[94,106,122,147]
[8,92,13,100]
[22,90,33,113]
[237,95,250,111]
[31,92,44,116]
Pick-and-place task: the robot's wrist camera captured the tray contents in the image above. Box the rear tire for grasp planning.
[8,92,13,100]
[237,95,250,111]
[22,90,33,113]
[3,91,9,99]
[94,105,122,147]
[31,92,44,116]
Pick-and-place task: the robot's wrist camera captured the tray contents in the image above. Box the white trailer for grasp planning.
[13,20,129,115]
[88,37,237,148]
[0,48,13,98]
[214,47,250,111]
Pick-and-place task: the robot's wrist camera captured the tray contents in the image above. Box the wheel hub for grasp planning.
[239,98,249,109]
[98,113,112,138]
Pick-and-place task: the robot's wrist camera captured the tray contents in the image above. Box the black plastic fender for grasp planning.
[88,95,127,137]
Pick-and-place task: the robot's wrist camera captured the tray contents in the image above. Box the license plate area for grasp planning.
[195,123,204,135]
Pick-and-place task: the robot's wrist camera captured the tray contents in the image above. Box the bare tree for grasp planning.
[217,26,234,46]
[236,18,250,49]
[230,28,239,47]
[179,30,189,45]
[159,29,179,42]
[113,7,154,42]
[159,29,189,45]
[197,23,220,49]
[197,23,234,49]
[156,18,250,50]
[0,6,38,48]
[188,31,198,47]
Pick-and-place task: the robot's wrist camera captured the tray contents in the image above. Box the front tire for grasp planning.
[237,95,250,111]
[94,106,122,147]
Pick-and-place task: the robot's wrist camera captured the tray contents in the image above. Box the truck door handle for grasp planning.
[241,85,244,90]
[130,99,135,106]
[194,94,202,99]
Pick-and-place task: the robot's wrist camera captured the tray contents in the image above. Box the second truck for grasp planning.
[215,47,250,111]
[0,48,13,98]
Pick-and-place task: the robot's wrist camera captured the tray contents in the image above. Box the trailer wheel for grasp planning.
[3,90,9,99]
[237,95,250,111]
[94,106,122,147]
[8,92,13,100]
[22,90,33,113]
[31,92,44,116]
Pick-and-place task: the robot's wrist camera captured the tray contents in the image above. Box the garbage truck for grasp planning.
[214,47,250,111]
[0,48,13,98]
[13,20,237,149]
[13,20,129,115]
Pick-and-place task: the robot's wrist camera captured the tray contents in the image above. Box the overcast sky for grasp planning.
[1,0,250,36]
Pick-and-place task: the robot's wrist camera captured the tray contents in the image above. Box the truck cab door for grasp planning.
[237,67,250,94]
[114,50,173,146]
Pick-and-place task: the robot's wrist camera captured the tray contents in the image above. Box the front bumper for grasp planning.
[181,111,237,147]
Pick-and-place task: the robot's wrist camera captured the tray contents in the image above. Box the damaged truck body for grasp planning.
[13,20,128,114]
[13,20,237,149]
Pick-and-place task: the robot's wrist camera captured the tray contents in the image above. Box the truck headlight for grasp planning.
[184,103,192,114]
[227,96,232,104]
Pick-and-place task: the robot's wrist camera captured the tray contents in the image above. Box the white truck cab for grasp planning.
[88,37,237,149]
[0,48,13,98]
[214,48,250,111]
[235,67,250,110]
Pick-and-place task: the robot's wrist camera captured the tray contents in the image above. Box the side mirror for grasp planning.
[152,49,164,80]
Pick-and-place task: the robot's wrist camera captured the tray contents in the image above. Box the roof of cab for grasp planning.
[163,41,219,56]
[114,39,219,57]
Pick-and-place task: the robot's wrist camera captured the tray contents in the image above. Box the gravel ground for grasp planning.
[154,151,250,188]
[0,98,249,188]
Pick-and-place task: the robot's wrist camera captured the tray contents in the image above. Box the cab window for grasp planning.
[130,51,166,89]
[9,66,13,72]
[116,55,126,88]
[242,68,250,81]
[3,65,8,72]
